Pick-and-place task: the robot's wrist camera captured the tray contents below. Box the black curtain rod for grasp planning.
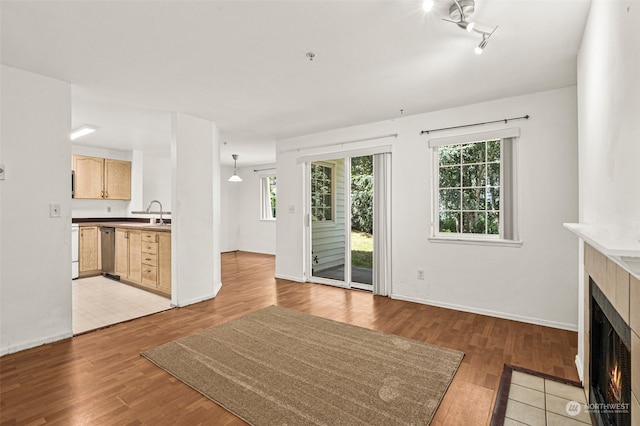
[253,167,276,172]
[420,115,530,135]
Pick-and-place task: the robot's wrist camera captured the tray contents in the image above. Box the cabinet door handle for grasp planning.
[155,234,158,243]
[125,231,129,239]
[105,191,109,198]
[101,190,104,198]
[145,258,151,261]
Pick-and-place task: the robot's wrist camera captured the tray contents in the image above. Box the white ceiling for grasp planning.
[1,0,591,165]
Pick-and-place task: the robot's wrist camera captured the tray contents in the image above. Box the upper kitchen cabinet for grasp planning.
[72,155,131,200]
[104,159,131,200]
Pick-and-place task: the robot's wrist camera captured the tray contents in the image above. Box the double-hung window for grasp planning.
[430,128,520,245]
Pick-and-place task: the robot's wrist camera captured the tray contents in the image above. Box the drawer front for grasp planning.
[142,242,158,255]
[142,265,158,286]
[141,232,157,243]
[142,253,158,267]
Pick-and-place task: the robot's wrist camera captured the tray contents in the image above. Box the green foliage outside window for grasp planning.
[268,176,276,218]
[351,156,373,234]
[438,140,500,235]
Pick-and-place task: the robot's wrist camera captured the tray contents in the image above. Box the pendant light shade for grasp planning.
[228,154,243,182]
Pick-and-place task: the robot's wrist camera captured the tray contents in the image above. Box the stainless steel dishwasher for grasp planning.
[100,227,119,280]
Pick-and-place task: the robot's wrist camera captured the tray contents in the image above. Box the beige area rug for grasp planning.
[142,305,464,425]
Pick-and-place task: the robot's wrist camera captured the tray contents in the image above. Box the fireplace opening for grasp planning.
[590,278,631,426]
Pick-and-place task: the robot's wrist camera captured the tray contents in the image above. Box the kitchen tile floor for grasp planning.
[505,371,593,425]
[72,276,172,334]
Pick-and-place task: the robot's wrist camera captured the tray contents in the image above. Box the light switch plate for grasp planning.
[0,164,5,180]
[49,204,61,218]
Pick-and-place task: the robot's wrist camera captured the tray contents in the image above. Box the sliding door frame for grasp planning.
[305,156,373,291]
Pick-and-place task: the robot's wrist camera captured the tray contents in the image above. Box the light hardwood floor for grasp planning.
[0,251,579,425]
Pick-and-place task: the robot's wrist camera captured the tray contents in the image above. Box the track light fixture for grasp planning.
[423,0,497,54]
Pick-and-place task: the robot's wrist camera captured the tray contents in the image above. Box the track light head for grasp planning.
[422,0,435,12]
[457,20,475,32]
[473,26,497,55]
[474,39,488,54]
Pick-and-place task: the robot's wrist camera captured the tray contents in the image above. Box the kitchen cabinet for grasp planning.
[140,231,171,296]
[79,226,100,275]
[114,228,142,284]
[141,232,158,289]
[72,155,131,200]
[157,232,171,294]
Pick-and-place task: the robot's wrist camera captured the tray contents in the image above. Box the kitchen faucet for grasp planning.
[146,200,164,225]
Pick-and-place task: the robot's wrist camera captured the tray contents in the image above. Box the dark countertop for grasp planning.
[74,219,171,232]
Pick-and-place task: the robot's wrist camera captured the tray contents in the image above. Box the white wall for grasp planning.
[577,1,640,234]
[220,165,240,252]
[1,66,72,355]
[236,164,276,255]
[277,86,579,330]
[219,164,277,255]
[171,112,222,306]
[142,153,171,213]
[575,0,640,381]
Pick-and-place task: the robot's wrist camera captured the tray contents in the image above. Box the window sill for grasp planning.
[428,236,523,248]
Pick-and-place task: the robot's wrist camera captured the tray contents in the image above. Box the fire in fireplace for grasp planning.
[590,278,631,426]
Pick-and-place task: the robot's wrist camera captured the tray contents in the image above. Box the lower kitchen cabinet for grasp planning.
[114,228,141,284]
[79,226,100,275]
[157,232,171,294]
[141,232,158,288]
[141,231,171,296]
[114,227,171,296]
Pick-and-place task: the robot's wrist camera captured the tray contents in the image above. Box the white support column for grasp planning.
[170,112,221,307]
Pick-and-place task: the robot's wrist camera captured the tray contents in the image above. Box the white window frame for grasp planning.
[310,162,335,223]
[428,128,522,247]
[260,175,277,221]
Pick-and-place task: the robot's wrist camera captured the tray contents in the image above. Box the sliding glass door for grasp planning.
[350,155,373,289]
[309,156,374,291]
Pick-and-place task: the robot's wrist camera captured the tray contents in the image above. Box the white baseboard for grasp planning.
[238,249,276,256]
[1,331,73,357]
[389,293,578,332]
[575,354,584,384]
[275,274,305,283]
[174,284,221,308]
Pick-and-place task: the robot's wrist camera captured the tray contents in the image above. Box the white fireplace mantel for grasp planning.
[564,223,640,279]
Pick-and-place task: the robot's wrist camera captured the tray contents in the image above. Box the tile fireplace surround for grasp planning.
[582,242,639,425]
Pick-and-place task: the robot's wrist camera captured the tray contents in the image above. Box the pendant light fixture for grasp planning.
[228,154,242,182]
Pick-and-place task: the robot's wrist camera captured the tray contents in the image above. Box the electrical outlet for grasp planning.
[417,269,424,280]
[106,206,112,212]
[288,205,295,214]
[49,204,61,218]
